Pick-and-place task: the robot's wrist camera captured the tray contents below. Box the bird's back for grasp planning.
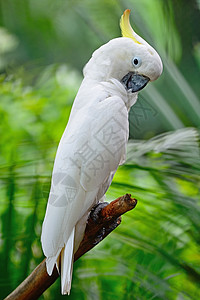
[41,79,129,293]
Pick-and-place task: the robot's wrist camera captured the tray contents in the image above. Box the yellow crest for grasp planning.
[120,9,141,44]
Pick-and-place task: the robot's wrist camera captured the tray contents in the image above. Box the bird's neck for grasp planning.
[71,77,138,115]
[99,78,138,111]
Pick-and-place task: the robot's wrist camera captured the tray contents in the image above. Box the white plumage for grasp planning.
[41,10,163,295]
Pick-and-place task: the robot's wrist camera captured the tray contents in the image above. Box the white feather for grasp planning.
[41,79,129,293]
[61,228,75,295]
[41,36,163,294]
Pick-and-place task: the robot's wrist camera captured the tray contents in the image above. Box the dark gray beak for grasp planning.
[121,72,150,93]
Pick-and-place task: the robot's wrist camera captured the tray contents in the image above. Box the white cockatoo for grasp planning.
[41,9,163,295]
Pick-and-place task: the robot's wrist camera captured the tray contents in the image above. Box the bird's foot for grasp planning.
[90,202,109,223]
[89,202,121,245]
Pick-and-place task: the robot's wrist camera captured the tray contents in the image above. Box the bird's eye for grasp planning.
[132,56,142,68]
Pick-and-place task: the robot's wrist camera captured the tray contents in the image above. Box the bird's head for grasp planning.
[83,9,163,93]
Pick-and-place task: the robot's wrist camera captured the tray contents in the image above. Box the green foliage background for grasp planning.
[0,0,200,299]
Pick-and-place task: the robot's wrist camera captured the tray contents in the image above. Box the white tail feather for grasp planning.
[61,228,75,295]
[46,248,61,276]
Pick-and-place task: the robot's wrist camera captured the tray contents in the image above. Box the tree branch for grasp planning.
[5,194,137,300]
